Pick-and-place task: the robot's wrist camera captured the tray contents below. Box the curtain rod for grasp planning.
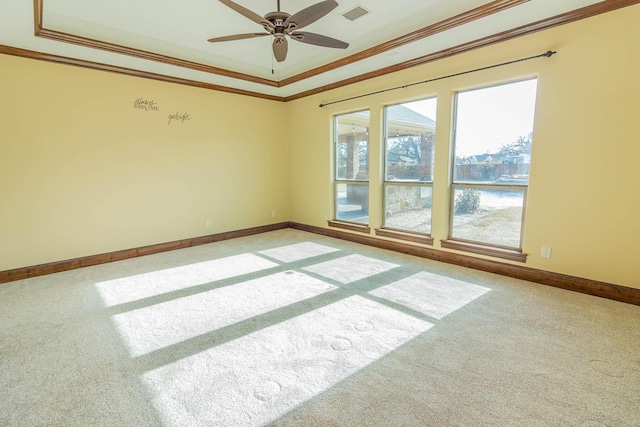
[318,50,557,108]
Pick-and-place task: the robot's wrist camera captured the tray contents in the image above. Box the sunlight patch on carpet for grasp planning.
[142,295,432,427]
[95,253,277,306]
[258,241,339,263]
[369,271,491,319]
[113,271,336,357]
[302,254,399,284]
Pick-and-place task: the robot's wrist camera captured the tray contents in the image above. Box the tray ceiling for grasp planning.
[0,0,636,100]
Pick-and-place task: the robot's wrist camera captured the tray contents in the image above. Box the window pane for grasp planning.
[451,188,524,248]
[453,79,537,184]
[335,110,370,180]
[336,182,369,224]
[384,184,432,234]
[385,98,436,182]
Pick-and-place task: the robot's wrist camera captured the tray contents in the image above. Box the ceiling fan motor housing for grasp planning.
[264,11,293,33]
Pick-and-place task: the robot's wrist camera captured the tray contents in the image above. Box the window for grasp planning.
[382,98,437,237]
[333,110,370,226]
[448,79,537,255]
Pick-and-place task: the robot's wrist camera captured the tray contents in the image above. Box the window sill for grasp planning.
[375,228,434,246]
[328,220,371,234]
[440,239,527,263]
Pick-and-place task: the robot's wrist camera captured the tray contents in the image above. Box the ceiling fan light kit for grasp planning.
[208,0,349,62]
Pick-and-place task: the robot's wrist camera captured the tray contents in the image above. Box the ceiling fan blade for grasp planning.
[273,38,288,62]
[208,33,269,43]
[218,0,275,30]
[290,31,348,49]
[283,0,338,30]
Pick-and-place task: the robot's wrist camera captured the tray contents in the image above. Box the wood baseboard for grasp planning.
[0,222,288,284]
[2,220,638,307]
[288,222,640,306]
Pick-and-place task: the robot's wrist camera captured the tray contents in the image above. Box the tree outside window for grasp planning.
[383,98,437,235]
[450,79,538,250]
[334,110,370,224]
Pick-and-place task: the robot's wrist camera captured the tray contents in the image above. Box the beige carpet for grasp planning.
[1,229,639,426]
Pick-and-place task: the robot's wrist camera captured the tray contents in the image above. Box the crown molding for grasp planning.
[0,44,285,101]
[1,0,637,100]
[285,0,640,101]
[32,0,528,89]
[278,0,531,87]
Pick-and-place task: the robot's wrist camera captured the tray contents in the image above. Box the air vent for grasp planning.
[342,5,369,21]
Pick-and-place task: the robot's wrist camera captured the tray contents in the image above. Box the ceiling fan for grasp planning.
[208,0,349,62]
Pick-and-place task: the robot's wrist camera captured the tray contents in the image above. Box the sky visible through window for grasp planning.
[455,79,537,156]
[405,79,538,157]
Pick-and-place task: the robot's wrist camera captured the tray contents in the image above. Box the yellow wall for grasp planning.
[286,5,640,289]
[0,56,288,271]
[2,5,639,289]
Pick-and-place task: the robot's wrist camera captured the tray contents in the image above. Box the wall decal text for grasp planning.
[133,98,159,111]
[168,112,192,125]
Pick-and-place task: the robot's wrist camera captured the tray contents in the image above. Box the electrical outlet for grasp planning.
[206,219,212,228]
[541,246,552,258]
[264,211,269,219]
[271,211,276,218]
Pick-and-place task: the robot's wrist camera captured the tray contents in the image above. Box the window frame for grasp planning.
[378,98,437,243]
[444,78,537,260]
[330,109,371,232]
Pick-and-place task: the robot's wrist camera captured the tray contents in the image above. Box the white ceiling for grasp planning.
[0,0,613,98]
